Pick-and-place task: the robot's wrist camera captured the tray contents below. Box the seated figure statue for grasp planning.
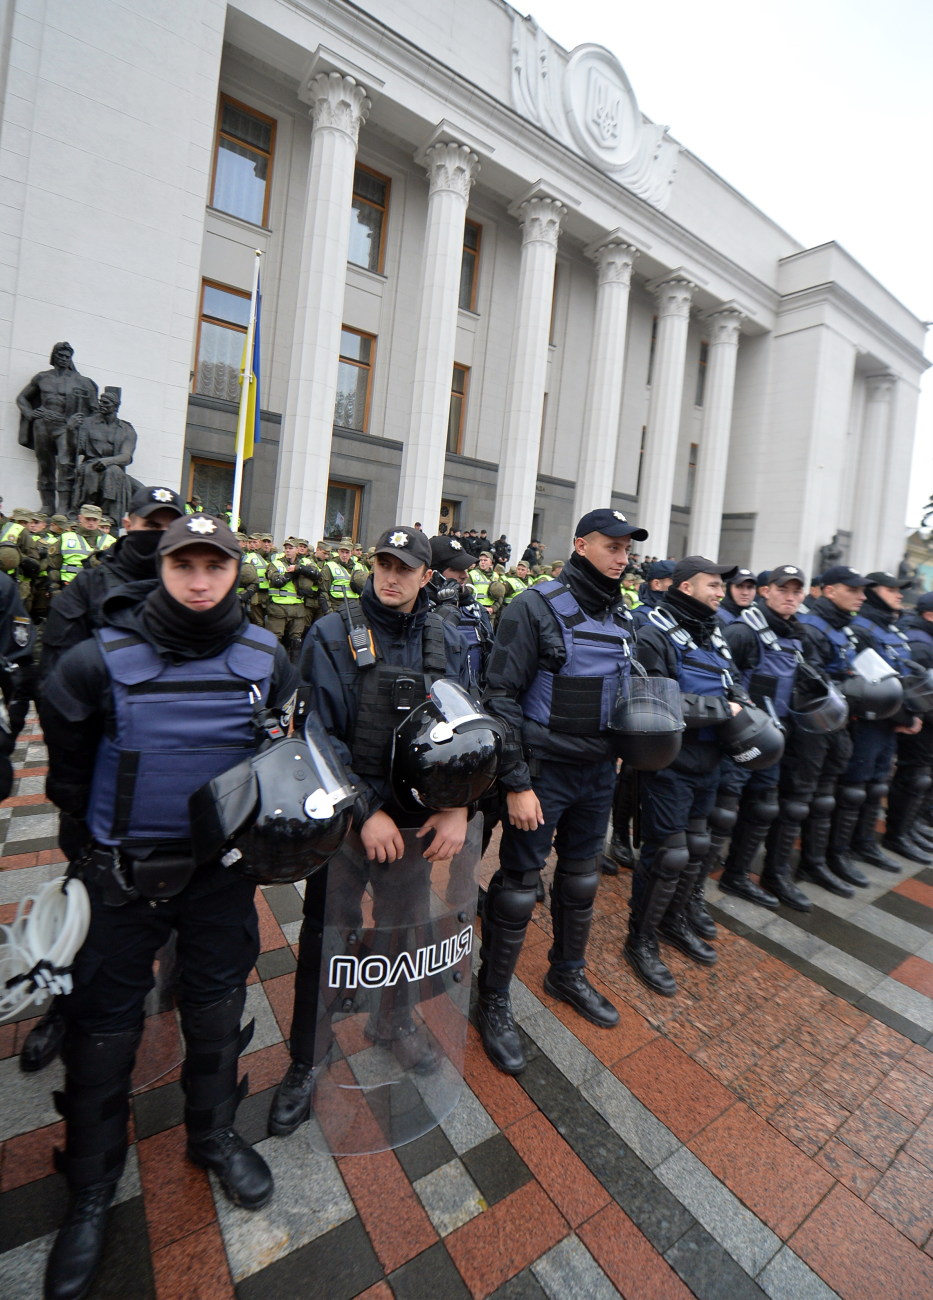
[70,386,138,521]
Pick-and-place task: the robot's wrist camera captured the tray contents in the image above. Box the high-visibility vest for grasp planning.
[60,531,94,583]
[96,533,116,551]
[268,556,303,606]
[245,550,269,589]
[503,574,528,605]
[468,568,494,607]
[326,561,359,602]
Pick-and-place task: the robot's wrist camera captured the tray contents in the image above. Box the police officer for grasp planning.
[841,570,920,872]
[629,560,675,632]
[428,535,494,689]
[719,565,822,910]
[629,557,743,996]
[39,514,297,1300]
[0,570,36,801]
[886,591,933,858]
[467,550,496,614]
[716,567,757,624]
[268,525,470,1134]
[793,565,868,896]
[477,509,644,1072]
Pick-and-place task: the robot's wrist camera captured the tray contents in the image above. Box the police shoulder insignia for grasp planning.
[188,516,217,535]
[152,488,174,503]
[389,531,409,547]
[12,617,30,647]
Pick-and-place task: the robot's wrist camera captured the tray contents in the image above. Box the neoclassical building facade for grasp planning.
[1,0,927,570]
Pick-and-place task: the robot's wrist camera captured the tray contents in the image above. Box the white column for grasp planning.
[638,276,696,558]
[494,195,566,552]
[273,73,370,542]
[572,237,638,521]
[397,142,480,527]
[687,307,744,559]
[850,373,897,572]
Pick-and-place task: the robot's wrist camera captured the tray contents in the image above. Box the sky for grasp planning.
[521,0,933,526]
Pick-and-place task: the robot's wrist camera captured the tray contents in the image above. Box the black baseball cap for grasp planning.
[916,592,933,614]
[672,555,739,586]
[158,513,241,560]
[128,486,184,520]
[373,525,432,569]
[821,565,869,587]
[430,536,471,571]
[730,568,756,585]
[864,570,913,590]
[645,560,675,581]
[574,508,648,541]
[768,564,807,587]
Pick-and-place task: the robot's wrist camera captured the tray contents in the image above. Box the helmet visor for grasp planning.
[852,647,899,684]
[303,711,357,819]
[427,680,486,743]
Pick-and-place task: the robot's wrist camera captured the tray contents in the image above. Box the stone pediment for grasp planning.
[510,16,678,211]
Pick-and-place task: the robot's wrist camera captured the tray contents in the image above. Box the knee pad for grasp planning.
[685,816,711,861]
[835,784,867,811]
[179,987,246,1041]
[488,870,539,926]
[915,772,933,796]
[708,803,739,835]
[745,789,779,827]
[553,857,599,906]
[654,831,689,877]
[866,781,889,803]
[810,793,836,819]
[778,798,809,826]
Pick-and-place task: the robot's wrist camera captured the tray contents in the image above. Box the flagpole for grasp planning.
[232,248,262,529]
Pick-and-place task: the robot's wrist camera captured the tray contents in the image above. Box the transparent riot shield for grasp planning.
[309,813,482,1155]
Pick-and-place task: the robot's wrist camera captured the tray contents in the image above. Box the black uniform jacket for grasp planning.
[634,591,738,776]
[796,595,858,679]
[39,586,297,827]
[299,579,469,827]
[0,571,36,750]
[482,552,631,791]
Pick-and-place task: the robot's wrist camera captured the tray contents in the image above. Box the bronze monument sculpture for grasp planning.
[16,342,99,514]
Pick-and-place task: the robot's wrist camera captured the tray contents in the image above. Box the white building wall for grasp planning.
[1,0,226,503]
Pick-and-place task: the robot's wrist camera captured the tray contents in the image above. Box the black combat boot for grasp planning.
[268,1060,317,1137]
[659,864,717,965]
[761,811,812,911]
[720,797,780,910]
[623,841,686,997]
[20,1001,66,1072]
[879,779,930,864]
[827,785,870,886]
[545,858,618,1026]
[603,768,636,874]
[476,870,537,1074]
[181,991,272,1210]
[798,794,855,897]
[45,1026,140,1300]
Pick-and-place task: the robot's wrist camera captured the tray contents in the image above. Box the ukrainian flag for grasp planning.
[238,277,261,460]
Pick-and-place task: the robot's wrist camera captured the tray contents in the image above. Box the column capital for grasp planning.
[304,71,370,143]
[648,274,697,319]
[421,141,480,200]
[516,196,566,248]
[866,372,897,400]
[589,238,638,288]
[704,306,744,346]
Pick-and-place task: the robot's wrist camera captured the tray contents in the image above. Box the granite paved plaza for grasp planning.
[1,717,932,1299]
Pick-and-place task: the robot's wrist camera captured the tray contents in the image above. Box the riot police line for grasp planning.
[3,498,933,1300]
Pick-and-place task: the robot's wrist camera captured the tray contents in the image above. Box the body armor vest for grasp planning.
[797,609,858,679]
[903,621,933,651]
[86,625,277,845]
[852,613,912,674]
[346,608,449,778]
[434,599,488,686]
[737,608,801,718]
[649,607,733,741]
[716,606,739,625]
[521,581,632,735]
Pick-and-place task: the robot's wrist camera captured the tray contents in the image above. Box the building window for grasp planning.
[324,481,362,541]
[188,457,234,517]
[447,365,469,454]
[210,96,275,226]
[646,317,658,385]
[194,281,250,402]
[334,328,375,432]
[348,165,390,273]
[458,220,481,311]
[695,341,709,406]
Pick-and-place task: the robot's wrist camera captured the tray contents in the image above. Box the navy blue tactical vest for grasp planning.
[521,580,632,734]
[796,610,857,680]
[649,608,732,741]
[716,607,739,625]
[738,609,801,719]
[904,623,933,651]
[87,625,277,845]
[851,614,912,674]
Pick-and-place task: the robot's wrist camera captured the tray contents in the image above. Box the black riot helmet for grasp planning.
[842,647,904,721]
[902,667,933,716]
[789,662,849,734]
[608,667,684,770]
[189,712,356,884]
[718,701,785,770]
[391,680,503,812]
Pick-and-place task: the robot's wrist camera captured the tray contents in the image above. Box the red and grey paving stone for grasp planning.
[1,723,932,1298]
